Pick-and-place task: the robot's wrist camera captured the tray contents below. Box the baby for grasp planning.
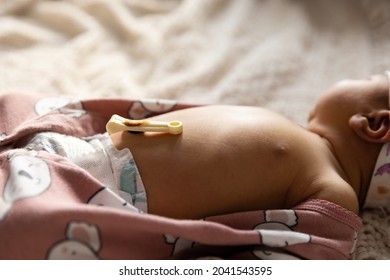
[108,72,390,219]
[2,73,387,260]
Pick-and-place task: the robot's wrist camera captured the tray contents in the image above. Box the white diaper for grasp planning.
[26,132,147,212]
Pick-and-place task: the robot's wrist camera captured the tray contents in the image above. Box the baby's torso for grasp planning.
[111,105,356,219]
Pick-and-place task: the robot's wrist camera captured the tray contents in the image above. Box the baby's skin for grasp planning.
[110,105,357,219]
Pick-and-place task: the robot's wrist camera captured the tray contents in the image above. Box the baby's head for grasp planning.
[307,72,390,209]
[308,73,390,142]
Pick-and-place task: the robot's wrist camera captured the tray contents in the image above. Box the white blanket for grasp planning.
[1,0,390,259]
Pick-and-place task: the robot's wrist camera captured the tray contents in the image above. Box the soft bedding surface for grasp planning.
[1,0,390,259]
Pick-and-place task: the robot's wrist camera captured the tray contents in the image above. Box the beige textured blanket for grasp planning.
[1,0,390,259]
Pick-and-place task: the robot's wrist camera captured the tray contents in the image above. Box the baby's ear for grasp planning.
[349,110,390,143]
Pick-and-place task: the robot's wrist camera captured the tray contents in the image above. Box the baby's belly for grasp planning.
[112,106,305,219]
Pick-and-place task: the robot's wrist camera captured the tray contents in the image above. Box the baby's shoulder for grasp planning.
[307,175,359,214]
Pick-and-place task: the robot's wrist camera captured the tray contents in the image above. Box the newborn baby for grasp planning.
[109,73,390,219]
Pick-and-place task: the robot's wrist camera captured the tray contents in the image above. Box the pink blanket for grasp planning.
[0,93,361,259]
